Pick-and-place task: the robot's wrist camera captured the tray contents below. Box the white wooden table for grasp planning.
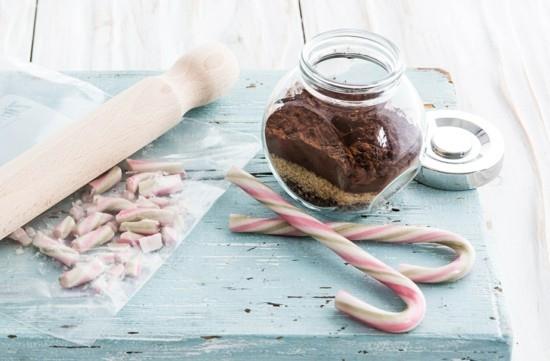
[1,1,549,360]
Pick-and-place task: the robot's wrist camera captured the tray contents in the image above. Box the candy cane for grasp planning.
[229,214,475,283]
[88,166,122,195]
[125,159,185,175]
[226,167,426,333]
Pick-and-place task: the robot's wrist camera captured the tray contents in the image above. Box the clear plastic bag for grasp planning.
[0,59,259,345]
[0,58,109,166]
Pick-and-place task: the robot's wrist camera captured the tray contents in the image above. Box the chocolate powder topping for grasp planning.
[265,87,422,197]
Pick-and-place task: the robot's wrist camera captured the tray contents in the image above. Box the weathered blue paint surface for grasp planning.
[0,70,511,360]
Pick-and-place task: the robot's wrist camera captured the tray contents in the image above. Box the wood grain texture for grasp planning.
[32,0,303,70]
[299,2,550,359]
[0,70,510,360]
[0,44,239,240]
[0,0,36,60]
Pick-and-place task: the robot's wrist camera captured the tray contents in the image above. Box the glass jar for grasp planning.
[262,29,426,213]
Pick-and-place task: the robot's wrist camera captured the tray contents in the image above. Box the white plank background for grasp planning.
[1,0,549,359]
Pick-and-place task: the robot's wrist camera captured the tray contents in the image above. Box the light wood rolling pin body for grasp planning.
[0,43,239,240]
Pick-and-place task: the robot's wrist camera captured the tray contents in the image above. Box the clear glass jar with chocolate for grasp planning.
[262,29,426,213]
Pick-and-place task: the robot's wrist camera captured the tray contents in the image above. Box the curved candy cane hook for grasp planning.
[226,167,426,333]
[229,214,475,283]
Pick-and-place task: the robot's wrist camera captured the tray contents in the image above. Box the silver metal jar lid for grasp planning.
[415,110,504,191]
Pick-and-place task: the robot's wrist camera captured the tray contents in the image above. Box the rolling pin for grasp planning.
[0,43,239,240]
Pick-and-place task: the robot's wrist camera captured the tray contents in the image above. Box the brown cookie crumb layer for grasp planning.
[271,155,376,208]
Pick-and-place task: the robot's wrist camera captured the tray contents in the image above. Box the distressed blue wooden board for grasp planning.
[0,70,511,360]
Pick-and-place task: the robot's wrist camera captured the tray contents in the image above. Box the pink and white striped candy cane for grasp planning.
[229,214,475,283]
[226,167,426,333]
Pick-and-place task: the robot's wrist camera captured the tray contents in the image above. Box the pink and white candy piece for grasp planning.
[135,196,160,209]
[138,233,163,253]
[138,175,183,197]
[69,201,87,221]
[107,263,126,280]
[226,167,426,333]
[88,166,122,195]
[125,159,185,175]
[24,226,37,239]
[72,225,115,252]
[119,219,160,235]
[91,263,126,294]
[125,253,142,278]
[33,232,80,266]
[75,212,113,236]
[59,258,106,289]
[7,227,33,246]
[87,195,137,213]
[115,248,135,264]
[52,215,76,239]
[117,231,143,246]
[122,190,137,201]
[149,197,174,208]
[104,243,134,263]
[126,172,161,194]
[161,226,179,246]
[228,214,476,283]
[115,208,175,226]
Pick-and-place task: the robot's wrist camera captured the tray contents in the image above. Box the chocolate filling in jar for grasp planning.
[262,30,425,211]
[265,86,422,209]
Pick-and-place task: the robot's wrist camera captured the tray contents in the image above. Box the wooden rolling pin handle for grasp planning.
[0,43,239,240]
